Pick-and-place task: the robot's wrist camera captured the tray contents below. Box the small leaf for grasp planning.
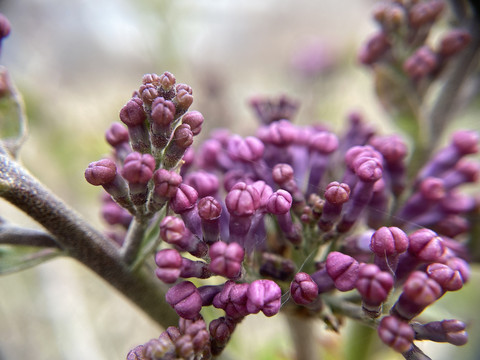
[0,244,62,274]
[0,66,28,158]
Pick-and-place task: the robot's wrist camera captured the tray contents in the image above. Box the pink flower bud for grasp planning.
[290,272,319,305]
[326,252,360,291]
[378,316,414,353]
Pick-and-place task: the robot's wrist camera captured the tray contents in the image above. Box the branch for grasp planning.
[0,222,61,248]
[0,153,177,327]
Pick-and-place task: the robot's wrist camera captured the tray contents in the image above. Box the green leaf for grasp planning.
[0,244,62,275]
[0,66,28,158]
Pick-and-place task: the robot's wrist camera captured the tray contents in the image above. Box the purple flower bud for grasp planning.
[266,190,300,244]
[452,130,479,155]
[105,122,131,162]
[438,29,471,57]
[209,241,245,279]
[319,182,350,231]
[155,249,183,284]
[251,180,274,209]
[259,253,296,281]
[160,216,188,244]
[198,196,221,244]
[85,159,134,212]
[159,216,207,257]
[213,281,250,319]
[198,139,223,170]
[139,83,158,104]
[101,202,132,227]
[184,171,219,198]
[417,130,479,182]
[122,152,155,184]
[326,252,359,291]
[258,120,297,146]
[272,163,294,185]
[142,73,161,86]
[408,1,444,28]
[0,13,11,41]
[166,281,202,320]
[226,182,260,217]
[182,111,204,136]
[370,226,409,272]
[170,184,198,214]
[162,123,194,169]
[378,315,414,353]
[426,263,464,291]
[371,134,408,164]
[290,272,319,305]
[126,345,147,360]
[227,135,264,162]
[355,157,383,182]
[173,84,194,117]
[391,271,443,321]
[119,97,151,153]
[169,183,201,236]
[105,121,129,146]
[152,169,182,198]
[337,157,382,232]
[151,97,175,126]
[358,31,391,65]
[356,264,393,317]
[443,160,480,190]
[119,98,146,127]
[246,279,282,317]
[412,319,468,346]
[403,46,439,81]
[85,158,117,186]
[308,131,339,154]
[159,71,176,96]
[446,257,470,283]
[209,317,236,355]
[267,189,292,215]
[325,182,351,205]
[408,228,445,262]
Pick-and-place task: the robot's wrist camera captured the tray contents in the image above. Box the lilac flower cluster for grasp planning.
[358,0,471,82]
[81,2,477,359]
[85,72,201,247]
[115,83,476,359]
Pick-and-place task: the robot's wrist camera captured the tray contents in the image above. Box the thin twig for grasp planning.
[0,223,61,248]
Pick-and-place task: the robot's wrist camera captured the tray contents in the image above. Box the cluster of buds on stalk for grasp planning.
[113,80,477,358]
[358,0,475,157]
[85,72,203,255]
[82,2,477,359]
[359,0,471,83]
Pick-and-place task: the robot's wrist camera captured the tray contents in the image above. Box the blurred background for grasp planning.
[0,0,479,359]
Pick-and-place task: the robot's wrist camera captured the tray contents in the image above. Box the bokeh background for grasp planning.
[0,0,479,359]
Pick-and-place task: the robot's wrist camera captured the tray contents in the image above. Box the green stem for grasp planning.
[285,313,320,360]
[0,153,177,328]
[121,216,150,264]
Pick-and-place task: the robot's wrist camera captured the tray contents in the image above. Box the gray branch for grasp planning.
[0,223,61,248]
[0,153,178,328]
